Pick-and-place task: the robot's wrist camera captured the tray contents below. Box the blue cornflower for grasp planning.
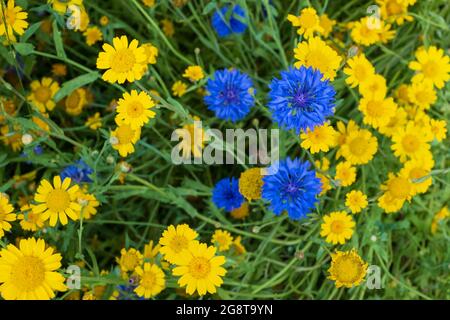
[262,158,322,220]
[268,66,336,134]
[212,4,247,37]
[60,159,93,183]
[204,69,255,122]
[212,177,244,212]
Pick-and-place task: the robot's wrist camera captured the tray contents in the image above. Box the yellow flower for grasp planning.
[211,229,233,252]
[0,238,67,300]
[85,112,102,130]
[335,162,357,187]
[27,77,60,113]
[99,15,109,26]
[0,97,16,124]
[409,46,450,89]
[161,19,175,37]
[65,88,87,116]
[400,155,434,195]
[238,168,263,201]
[143,240,160,260]
[431,206,448,234]
[96,36,147,84]
[350,17,395,46]
[0,0,29,39]
[335,120,359,159]
[230,202,250,220]
[377,0,413,25]
[287,7,323,39]
[0,125,22,151]
[173,116,208,159]
[317,173,332,196]
[134,263,165,298]
[359,74,387,99]
[430,119,447,142]
[183,65,205,82]
[340,128,378,165]
[395,84,411,105]
[319,14,336,38]
[83,26,103,46]
[172,241,226,296]
[76,189,99,220]
[359,96,397,129]
[141,0,156,7]
[378,106,407,137]
[378,172,414,213]
[142,43,159,65]
[391,121,432,162]
[0,194,16,238]
[320,211,355,245]
[294,37,342,80]
[172,80,188,97]
[233,236,246,255]
[117,248,143,273]
[344,54,375,88]
[115,90,156,129]
[315,158,330,171]
[345,190,368,214]
[327,249,368,288]
[32,176,81,226]
[51,63,67,77]
[48,0,83,14]
[159,224,198,264]
[300,123,338,154]
[407,79,437,110]
[18,204,45,231]
[110,123,141,157]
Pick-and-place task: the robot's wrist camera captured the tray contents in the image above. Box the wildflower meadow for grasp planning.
[0,0,449,301]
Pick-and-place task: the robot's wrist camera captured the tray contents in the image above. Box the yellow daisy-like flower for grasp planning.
[335,120,360,159]
[300,123,338,154]
[115,90,156,129]
[173,116,209,159]
[32,176,81,226]
[320,211,355,245]
[293,37,342,80]
[319,14,336,38]
[340,128,378,165]
[96,36,147,84]
[345,190,368,214]
[85,112,102,130]
[0,125,22,151]
[142,0,156,7]
[407,79,437,110]
[161,18,175,37]
[400,156,434,195]
[142,43,159,65]
[409,46,450,89]
[172,80,188,97]
[395,83,411,105]
[359,96,397,129]
[317,173,332,196]
[430,119,447,142]
[327,249,368,288]
[143,240,160,260]
[134,263,165,299]
[377,0,413,25]
[233,236,246,255]
[0,0,28,39]
[182,65,205,82]
[51,63,67,77]
[344,54,375,88]
[0,238,67,300]
[238,168,263,201]
[76,189,99,220]
[83,26,103,46]
[350,17,381,46]
[378,106,407,137]
[48,0,83,14]
[230,202,250,220]
[378,172,414,213]
[335,162,357,187]
[117,248,143,273]
[431,206,448,234]
[391,121,432,162]
[287,7,323,39]
[18,204,45,231]
[65,88,87,116]
[110,123,141,157]
[159,224,199,264]
[99,15,109,26]
[27,77,60,113]
[359,74,387,99]
[172,241,226,296]
[211,229,233,252]
[0,194,16,238]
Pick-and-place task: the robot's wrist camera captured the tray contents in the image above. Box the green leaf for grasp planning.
[13,43,35,56]
[52,20,66,59]
[54,72,100,103]
[0,45,14,65]
[202,1,217,15]
[21,21,42,42]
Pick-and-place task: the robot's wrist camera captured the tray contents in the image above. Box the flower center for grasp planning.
[34,87,51,103]
[410,168,427,181]
[331,220,345,234]
[116,125,134,144]
[122,253,139,270]
[401,134,419,153]
[334,256,361,283]
[169,235,188,253]
[112,49,136,73]
[306,51,328,73]
[46,188,70,212]
[220,89,238,105]
[422,61,438,78]
[141,272,156,289]
[389,177,411,199]
[366,100,383,117]
[11,256,46,291]
[349,137,366,156]
[66,90,81,109]
[386,1,403,15]
[126,101,144,118]
[354,64,368,81]
[299,12,317,28]
[188,257,211,279]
